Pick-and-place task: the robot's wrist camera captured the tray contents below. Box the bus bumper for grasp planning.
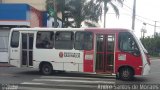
[142,63,150,75]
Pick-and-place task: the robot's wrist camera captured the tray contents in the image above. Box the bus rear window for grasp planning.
[11,31,19,48]
[75,31,93,50]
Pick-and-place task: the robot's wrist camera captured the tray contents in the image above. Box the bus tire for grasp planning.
[116,73,120,80]
[119,67,134,81]
[40,63,53,75]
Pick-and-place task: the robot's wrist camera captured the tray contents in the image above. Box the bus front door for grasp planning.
[96,34,115,74]
[21,33,34,67]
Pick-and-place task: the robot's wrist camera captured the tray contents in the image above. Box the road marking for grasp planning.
[21,82,44,85]
[150,72,160,74]
[55,84,97,88]
[151,59,160,61]
[19,86,75,90]
[20,82,98,88]
[40,76,115,81]
[0,73,15,76]
[33,79,115,84]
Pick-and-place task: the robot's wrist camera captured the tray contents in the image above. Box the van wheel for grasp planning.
[119,67,134,81]
[41,63,53,75]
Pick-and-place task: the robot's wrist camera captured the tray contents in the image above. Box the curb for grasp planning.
[150,58,160,60]
[0,63,14,67]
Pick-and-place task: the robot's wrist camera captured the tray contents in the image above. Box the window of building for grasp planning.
[55,31,74,49]
[36,31,54,49]
[75,31,93,50]
[11,31,19,48]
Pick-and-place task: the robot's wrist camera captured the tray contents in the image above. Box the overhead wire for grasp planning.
[119,3,160,27]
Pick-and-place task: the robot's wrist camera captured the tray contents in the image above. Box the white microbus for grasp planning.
[9,28,150,80]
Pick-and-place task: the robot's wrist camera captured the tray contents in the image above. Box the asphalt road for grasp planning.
[0,59,159,90]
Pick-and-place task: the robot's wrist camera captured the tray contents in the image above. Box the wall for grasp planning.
[30,7,43,27]
[0,4,29,21]
[0,4,43,27]
[0,28,10,62]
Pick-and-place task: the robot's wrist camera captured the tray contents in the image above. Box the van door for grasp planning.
[21,33,34,67]
[95,34,115,74]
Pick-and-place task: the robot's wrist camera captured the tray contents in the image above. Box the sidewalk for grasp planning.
[0,62,14,67]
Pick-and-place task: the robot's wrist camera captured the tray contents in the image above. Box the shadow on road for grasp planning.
[17,70,150,82]
[17,70,116,79]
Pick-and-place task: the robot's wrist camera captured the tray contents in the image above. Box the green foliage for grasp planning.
[46,0,64,18]
[48,6,55,17]
[141,35,160,57]
[46,0,124,28]
[65,0,102,28]
[96,0,124,17]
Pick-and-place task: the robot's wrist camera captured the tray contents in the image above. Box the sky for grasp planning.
[100,0,160,38]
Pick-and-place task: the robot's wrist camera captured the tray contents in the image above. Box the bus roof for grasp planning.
[11,28,132,33]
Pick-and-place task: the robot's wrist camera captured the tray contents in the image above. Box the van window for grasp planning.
[55,31,74,49]
[11,31,19,48]
[75,31,93,50]
[36,31,54,49]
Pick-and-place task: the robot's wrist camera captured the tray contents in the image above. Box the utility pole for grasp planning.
[54,0,58,28]
[132,0,136,30]
[62,0,65,28]
[154,21,157,37]
[103,2,107,28]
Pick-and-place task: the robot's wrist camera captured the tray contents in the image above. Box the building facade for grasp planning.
[2,0,46,11]
[0,0,64,62]
[2,0,63,28]
[0,4,43,62]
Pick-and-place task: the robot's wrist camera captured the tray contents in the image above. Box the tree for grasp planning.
[141,34,160,56]
[96,0,124,28]
[65,0,102,28]
[46,0,65,27]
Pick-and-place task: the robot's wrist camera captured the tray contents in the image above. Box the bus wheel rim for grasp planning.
[43,66,50,73]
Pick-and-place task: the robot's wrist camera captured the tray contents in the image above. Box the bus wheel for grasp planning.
[119,67,134,81]
[41,63,53,75]
[116,73,120,80]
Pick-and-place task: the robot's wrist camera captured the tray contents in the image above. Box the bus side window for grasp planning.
[75,31,93,50]
[119,32,139,54]
[55,31,74,49]
[84,32,93,50]
[36,31,54,49]
[11,31,20,48]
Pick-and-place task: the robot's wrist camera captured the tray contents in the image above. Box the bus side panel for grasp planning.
[83,50,94,72]
[33,49,84,72]
[115,52,143,75]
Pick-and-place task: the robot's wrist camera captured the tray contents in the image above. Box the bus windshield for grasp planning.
[132,32,148,54]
